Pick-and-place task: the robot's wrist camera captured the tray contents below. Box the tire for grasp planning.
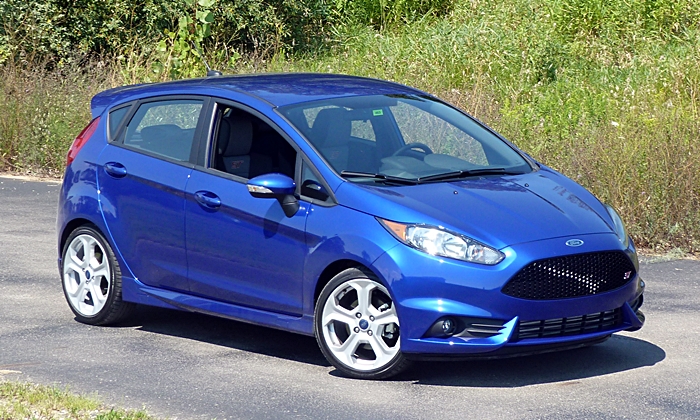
[315,267,411,379]
[61,225,134,325]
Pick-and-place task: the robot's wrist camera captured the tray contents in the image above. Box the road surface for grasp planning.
[1,176,698,419]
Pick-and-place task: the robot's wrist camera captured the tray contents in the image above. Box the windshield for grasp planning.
[278,94,533,184]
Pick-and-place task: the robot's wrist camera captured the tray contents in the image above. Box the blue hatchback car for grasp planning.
[57,73,644,379]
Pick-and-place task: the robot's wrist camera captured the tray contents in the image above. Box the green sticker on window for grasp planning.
[372,109,384,116]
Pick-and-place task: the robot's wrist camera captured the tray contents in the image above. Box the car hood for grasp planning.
[336,167,615,250]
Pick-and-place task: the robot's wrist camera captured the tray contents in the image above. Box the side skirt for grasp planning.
[122,276,315,336]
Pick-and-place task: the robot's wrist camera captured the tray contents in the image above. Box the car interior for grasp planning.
[212,107,297,180]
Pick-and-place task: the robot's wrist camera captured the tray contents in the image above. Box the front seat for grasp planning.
[309,108,351,172]
[216,113,272,179]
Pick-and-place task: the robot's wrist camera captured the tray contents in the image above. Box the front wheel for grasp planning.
[61,225,134,325]
[315,268,411,379]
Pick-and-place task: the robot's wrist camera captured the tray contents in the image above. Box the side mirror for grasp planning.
[247,173,299,217]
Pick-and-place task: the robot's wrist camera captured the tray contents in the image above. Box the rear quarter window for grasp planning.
[108,105,131,141]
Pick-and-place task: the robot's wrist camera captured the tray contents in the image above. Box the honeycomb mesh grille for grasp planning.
[502,251,635,300]
[516,308,622,340]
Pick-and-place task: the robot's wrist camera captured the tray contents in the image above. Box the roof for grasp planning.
[91,73,424,117]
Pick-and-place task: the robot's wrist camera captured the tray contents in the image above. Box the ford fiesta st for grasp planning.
[57,73,645,379]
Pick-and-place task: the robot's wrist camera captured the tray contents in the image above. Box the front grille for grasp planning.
[502,251,636,300]
[516,308,622,340]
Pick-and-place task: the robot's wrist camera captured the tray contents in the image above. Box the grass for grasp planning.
[0,381,155,420]
[0,59,119,177]
[261,0,700,252]
[0,0,698,252]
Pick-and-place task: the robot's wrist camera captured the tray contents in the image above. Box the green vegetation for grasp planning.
[0,381,155,419]
[1,0,698,252]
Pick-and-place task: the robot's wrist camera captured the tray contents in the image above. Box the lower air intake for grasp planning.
[516,308,623,340]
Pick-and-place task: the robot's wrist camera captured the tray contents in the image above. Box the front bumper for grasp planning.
[372,233,645,356]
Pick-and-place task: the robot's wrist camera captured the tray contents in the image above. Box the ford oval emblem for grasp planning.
[566,239,584,247]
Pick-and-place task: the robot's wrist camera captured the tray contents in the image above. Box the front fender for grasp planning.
[302,203,400,314]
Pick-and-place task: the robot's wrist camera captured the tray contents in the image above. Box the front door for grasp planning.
[184,103,308,315]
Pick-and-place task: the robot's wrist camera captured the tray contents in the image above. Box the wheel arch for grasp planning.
[60,218,98,254]
[312,259,386,310]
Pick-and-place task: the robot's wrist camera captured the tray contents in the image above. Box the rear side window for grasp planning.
[123,100,203,162]
[108,105,131,141]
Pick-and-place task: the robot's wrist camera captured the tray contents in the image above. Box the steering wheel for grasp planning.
[391,142,433,157]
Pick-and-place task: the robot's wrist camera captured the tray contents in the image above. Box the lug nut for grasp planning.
[367,330,373,336]
[354,327,360,333]
[356,312,362,318]
[369,315,375,321]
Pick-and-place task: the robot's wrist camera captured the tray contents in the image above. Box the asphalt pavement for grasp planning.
[1,175,699,419]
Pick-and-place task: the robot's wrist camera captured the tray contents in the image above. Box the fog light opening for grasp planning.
[441,318,457,336]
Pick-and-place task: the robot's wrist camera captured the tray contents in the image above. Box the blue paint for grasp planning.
[58,73,644,362]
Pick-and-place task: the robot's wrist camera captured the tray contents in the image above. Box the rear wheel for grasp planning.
[315,268,411,379]
[61,226,134,325]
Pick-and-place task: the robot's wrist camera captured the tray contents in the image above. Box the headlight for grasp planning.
[378,218,504,265]
[604,204,630,248]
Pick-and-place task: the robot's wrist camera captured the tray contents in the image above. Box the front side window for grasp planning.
[209,104,297,181]
[123,99,203,162]
[279,95,532,184]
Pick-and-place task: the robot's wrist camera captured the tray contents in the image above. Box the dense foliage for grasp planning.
[0,0,699,252]
[0,0,451,65]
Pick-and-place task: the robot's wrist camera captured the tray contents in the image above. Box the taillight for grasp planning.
[66,116,101,167]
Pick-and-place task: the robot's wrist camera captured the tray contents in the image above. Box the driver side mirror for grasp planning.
[247,173,299,218]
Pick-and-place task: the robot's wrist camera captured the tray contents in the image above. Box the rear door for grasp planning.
[96,96,208,291]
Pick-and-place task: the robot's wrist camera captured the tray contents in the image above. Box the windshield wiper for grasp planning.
[340,171,418,185]
[416,168,518,183]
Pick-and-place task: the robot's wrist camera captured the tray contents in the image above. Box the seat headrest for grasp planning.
[218,114,253,157]
[310,108,351,148]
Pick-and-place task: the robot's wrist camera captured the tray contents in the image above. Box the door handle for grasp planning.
[104,162,127,178]
[194,191,221,209]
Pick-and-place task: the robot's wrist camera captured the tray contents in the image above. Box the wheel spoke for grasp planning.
[91,266,110,282]
[336,332,362,366]
[69,247,87,270]
[79,236,92,259]
[67,276,86,300]
[90,282,107,306]
[372,305,399,327]
[83,237,99,268]
[322,299,356,328]
[351,281,375,315]
[367,332,397,365]
[65,262,83,277]
[89,256,106,272]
